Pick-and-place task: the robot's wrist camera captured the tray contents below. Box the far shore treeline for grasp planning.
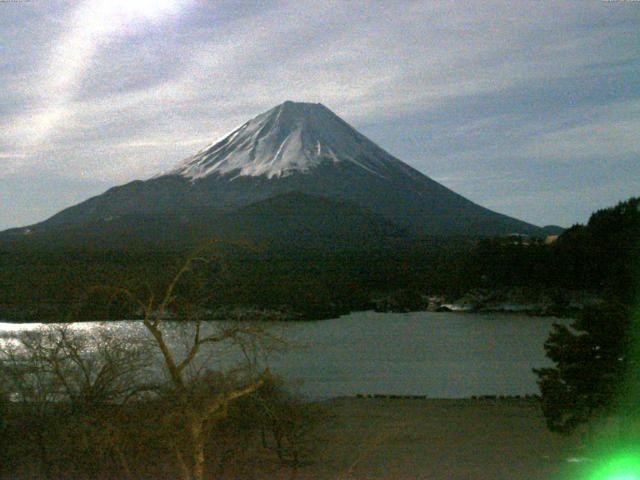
[0,197,637,323]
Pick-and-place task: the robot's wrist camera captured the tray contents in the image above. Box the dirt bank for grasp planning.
[280,397,582,480]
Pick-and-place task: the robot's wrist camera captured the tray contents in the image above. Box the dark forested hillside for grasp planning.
[0,198,636,322]
[458,197,640,304]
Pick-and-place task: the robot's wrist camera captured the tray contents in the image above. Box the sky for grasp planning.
[1,0,639,231]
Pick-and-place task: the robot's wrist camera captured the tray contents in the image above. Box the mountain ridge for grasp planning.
[5,101,543,238]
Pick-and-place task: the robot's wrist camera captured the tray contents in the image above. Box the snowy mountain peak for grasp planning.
[32,101,542,237]
[164,101,398,181]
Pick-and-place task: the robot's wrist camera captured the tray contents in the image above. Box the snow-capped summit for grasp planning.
[167,101,398,181]
[28,101,543,237]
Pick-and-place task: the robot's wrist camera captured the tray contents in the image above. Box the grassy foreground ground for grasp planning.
[0,396,590,479]
[275,397,582,480]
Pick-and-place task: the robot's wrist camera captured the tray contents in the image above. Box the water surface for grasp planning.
[0,311,569,399]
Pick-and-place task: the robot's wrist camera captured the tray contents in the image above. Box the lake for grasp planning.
[0,311,569,399]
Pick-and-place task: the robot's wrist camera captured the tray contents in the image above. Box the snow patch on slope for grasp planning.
[164,101,399,181]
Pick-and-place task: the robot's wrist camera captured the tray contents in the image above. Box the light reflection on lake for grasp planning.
[0,311,570,399]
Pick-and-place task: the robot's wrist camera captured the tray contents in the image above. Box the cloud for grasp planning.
[0,0,639,229]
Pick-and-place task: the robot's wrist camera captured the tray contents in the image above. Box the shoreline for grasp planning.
[0,307,575,325]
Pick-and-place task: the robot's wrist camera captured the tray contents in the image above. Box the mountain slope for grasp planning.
[15,101,540,237]
[0,192,403,250]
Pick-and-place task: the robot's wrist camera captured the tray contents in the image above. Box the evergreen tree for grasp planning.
[535,302,637,434]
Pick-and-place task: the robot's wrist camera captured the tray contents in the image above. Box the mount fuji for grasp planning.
[8,101,542,242]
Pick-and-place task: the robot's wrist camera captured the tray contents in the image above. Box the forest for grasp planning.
[0,197,637,322]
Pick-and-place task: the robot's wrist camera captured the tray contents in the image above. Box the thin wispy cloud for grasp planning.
[1,0,639,229]
[19,0,191,145]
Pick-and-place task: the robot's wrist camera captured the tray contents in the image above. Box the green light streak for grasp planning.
[587,453,640,480]
[581,219,640,480]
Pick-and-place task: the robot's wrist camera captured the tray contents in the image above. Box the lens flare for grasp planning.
[586,452,640,480]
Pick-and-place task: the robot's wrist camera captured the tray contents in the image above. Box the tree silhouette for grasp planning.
[535,302,636,435]
[93,241,277,480]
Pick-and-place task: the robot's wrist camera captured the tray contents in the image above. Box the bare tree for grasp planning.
[1,328,65,480]
[0,375,8,479]
[0,324,153,479]
[94,244,277,480]
[252,376,324,469]
[1,242,299,480]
